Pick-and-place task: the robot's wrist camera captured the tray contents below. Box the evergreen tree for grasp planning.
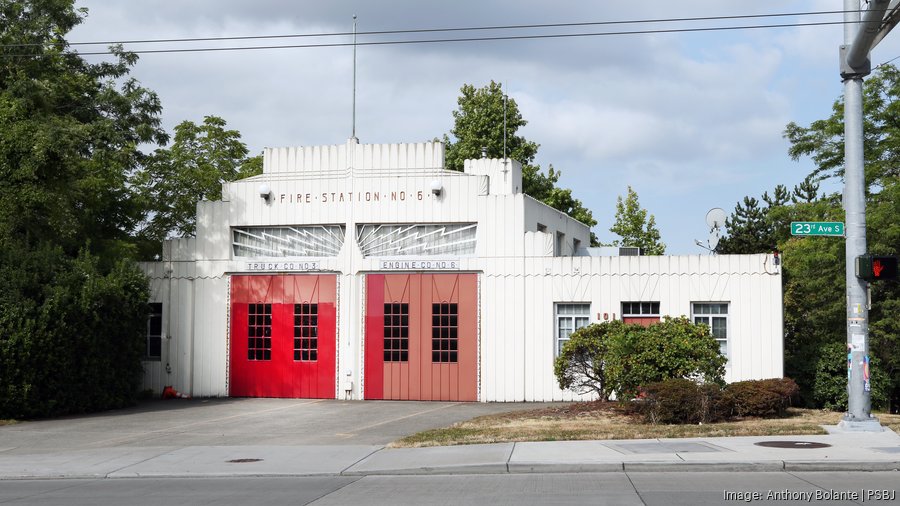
[792,175,820,203]
[716,196,775,254]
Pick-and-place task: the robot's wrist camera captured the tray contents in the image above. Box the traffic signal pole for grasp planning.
[840,0,889,431]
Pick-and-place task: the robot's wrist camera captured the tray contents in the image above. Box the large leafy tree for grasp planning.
[0,1,167,260]
[608,186,665,254]
[133,115,261,256]
[785,64,900,190]
[0,1,165,417]
[444,81,599,243]
[782,64,900,411]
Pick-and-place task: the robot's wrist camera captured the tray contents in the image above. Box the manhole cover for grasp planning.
[226,458,263,463]
[754,441,831,449]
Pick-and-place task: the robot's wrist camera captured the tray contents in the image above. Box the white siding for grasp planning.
[139,141,784,400]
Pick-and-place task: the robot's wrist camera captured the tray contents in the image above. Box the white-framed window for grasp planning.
[555,303,590,356]
[691,302,729,357]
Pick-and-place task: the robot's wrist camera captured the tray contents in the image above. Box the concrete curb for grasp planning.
[2,460,898,480]
[783,460,900,472]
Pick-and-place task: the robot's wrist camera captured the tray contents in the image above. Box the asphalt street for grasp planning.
[1,472,898,505]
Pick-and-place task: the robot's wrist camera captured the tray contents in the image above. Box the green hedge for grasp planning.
[0,246,149,419]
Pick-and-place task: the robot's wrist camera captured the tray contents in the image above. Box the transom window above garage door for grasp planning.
[232,225,345,258]
[356,223,476,257]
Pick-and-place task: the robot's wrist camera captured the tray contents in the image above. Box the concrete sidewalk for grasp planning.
[1,426,897,479]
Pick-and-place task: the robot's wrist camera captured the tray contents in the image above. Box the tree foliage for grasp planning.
[132,115,261,256]
[554,318,725,401]
[605,316,725,399]
[609,186,665,254]
[717,196,775,254]
[0,245,149,418]
[779,64,900,411]
[0,1,167,260]
[553,321,619,400]
[444,81,598,243]
[785,64,900,190]
[0,1,164,418]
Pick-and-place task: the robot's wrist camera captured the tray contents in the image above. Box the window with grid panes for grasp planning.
[247,303,272,360]
[621,301,660,317]
[555,303,590,356]
[294,303,318,361]
[383,303,409,362]
[691,303,729,356]
[432,303,458,363]
[146,303,162,360]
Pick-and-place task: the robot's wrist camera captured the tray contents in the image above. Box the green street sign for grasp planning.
[791,221,845,237]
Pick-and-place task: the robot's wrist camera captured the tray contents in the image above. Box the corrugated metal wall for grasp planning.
[138,142,784,402]
[478,255,783,401]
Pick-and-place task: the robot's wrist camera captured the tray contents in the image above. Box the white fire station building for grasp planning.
[139,139,784,402]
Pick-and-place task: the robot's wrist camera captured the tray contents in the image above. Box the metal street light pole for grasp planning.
[839,0,889,431]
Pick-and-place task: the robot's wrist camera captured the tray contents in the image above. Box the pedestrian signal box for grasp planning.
[856,255,899,281]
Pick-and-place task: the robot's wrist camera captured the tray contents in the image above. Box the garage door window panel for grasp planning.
[384,303,409,362]
[294,303,318,361]
[248,303,272,361]
[432,302,458,363]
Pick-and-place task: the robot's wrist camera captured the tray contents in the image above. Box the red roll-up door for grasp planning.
[229,274,336,398]
[364,273,477,401]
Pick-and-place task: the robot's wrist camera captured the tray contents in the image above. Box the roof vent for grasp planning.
[618,247,641,256]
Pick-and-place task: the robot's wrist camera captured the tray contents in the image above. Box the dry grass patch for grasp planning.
[392,402,900,448]
[0,420,16,427]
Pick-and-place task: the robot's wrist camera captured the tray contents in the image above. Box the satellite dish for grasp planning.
[706,208,727,229]
[708,228,721,251]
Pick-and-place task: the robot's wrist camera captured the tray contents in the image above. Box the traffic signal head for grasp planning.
[856,255,899,281]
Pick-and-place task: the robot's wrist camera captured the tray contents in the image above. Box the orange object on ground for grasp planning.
[161,386,190,399]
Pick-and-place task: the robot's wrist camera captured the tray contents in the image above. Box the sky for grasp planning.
[68,1,900,254]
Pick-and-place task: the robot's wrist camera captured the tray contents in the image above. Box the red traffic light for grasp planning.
[856,255,899,281]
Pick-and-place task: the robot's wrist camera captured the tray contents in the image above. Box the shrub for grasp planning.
[605,316,727,399]
[724,378,800,418]
[0,246,149,419]
[555,317,727,401]
[639,378,728,424]
[554,322,623,401]
[812,341,889,411]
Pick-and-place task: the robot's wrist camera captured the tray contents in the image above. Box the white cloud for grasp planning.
[69,1,853,253]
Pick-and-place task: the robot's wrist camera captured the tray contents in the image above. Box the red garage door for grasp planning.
[230,274,336,398]
[364,273,477,401]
